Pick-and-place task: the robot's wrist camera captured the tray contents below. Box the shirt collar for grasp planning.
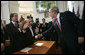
[57,13,60,19]
[12,21,15,25]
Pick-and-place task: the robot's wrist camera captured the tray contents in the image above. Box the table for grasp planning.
[13,41,56,54]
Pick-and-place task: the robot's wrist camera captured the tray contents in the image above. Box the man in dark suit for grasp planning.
[40,18,49,41]
[23,18,39,46]
[5,13,25,53]
[40,18,48,33]
[36,6,84,54]
[32,18,41,34]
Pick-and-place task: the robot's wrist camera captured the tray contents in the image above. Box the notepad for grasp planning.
[35,43,44,46]
[20,47,32,52]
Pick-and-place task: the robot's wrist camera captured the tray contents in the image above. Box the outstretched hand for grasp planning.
[35,34,42,39]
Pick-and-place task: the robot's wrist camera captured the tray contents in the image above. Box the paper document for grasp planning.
[35,43,44,46]
[20,47,32,52]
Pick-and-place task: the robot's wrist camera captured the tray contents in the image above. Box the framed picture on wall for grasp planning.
[44,11,49,18]
[36,1,56,13]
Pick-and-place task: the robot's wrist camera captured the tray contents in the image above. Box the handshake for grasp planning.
[35,34,43,39]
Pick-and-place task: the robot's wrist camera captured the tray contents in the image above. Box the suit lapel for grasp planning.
[54,18,61,33]
[10,22,19,32]
[60,13,64,31]
[10,22,16,29]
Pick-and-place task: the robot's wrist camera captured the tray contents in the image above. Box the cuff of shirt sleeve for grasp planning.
[22,30,26,33]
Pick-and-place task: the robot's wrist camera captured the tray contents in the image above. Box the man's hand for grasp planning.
[78,37,84,44]
[19,22,24,29]
[23,23,29,30]
[1,43,5,52]
[35,27,39,33]
[35,34,42,39]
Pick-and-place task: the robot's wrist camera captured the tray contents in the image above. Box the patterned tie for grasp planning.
[56,18,62,32]
[15,22,18,28]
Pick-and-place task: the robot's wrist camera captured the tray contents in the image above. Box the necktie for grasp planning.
[15,22,18,28]
[56,18,62,32]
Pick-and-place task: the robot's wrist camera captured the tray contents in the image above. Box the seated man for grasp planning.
[32,18,41,34]
[40,18,48,33]
[23,18,39,47]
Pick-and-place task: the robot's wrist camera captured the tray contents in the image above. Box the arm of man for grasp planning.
[42,24,55,37]
[36,24,55,39]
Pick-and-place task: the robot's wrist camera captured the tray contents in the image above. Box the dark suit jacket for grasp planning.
[42,11,84,48]
[32,23,42,34]
[44,22,58,41]
[40,23,48,33]
[23,26,36,47]
[1,29,5,43]
[5,22,24,53]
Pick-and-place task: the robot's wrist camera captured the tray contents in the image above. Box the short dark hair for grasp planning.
[27,16,31,19]
[31,16,33,19]
[42,18,45,20]
[36,18,39,20]
[19,18,24,22]
[10,13,17,21]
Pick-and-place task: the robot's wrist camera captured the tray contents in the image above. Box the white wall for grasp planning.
[1,1,20,24]
[9,1,19,20]
[18,1,34,20]
[57,1,67,12]
[1,1,10,24]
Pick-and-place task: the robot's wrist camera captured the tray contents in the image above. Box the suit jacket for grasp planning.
[5,22,24,53]
[1,29,5,43]
[23,26,36,47]
[42,11,84,46]
[40,23,48,33]
[32,23,42,34]
[44,21,58,41]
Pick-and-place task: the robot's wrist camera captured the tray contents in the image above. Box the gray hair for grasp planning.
[49,6,59,13]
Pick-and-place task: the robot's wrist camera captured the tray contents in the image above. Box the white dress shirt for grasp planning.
[57,13,61,27]
[12,21,16,26]
[29,26,34,37]
[12,21,18,27]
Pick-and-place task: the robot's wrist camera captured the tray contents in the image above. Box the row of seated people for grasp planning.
[1,13,55,54]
